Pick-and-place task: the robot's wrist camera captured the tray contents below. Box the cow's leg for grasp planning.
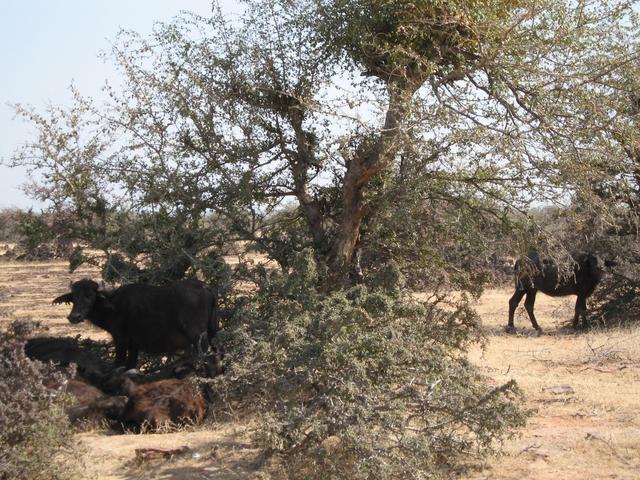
[185,321,223,377]
[207,298,220,344]
[114,338,127,367]
[574,295,588,329]
[183,323,209,357]
[581,296,591,329]
[205,345,225,377]
[523,290,542,333]
[507,289,526,333]
[126,345,139,370]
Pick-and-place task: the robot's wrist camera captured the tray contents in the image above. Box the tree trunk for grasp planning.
[329,82,418,284]
[332,167,367,280]
[288,106,330,255]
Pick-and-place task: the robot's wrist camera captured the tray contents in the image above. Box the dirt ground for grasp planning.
[1,258,639,479]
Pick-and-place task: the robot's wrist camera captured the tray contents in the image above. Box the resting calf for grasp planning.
[120,377,208,430]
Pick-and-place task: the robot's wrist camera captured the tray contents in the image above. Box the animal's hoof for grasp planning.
[505,325,517,334]
[535,329,544,336]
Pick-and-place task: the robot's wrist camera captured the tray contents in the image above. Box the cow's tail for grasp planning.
[514,258,523,291]
[206,287,224,376]
[207,287,220,344]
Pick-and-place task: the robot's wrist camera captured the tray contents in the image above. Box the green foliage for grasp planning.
[359,160,522,295]
[10,209,74,260]
[217,252,527,478]
[316,0,523,81]
[15,211,55,256]
[252,208,315,272]
[592,263,640,326]
[0,320,75,480]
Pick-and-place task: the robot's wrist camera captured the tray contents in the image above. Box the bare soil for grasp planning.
[468,289,640,480]
[1,259,638,479]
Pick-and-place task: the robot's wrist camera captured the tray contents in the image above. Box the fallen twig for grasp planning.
[134,446,192,463]
[517,443,541,456]
[585,433,631,466]
[578,365,628,373]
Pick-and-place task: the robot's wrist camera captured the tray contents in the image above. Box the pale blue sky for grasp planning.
[0,0,240,209]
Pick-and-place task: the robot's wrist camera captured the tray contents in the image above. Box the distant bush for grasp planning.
[0,209,21,243]
[0,320,75,480]
[14,209,75,260]
[217,251,527,479]
[0,209,75,260]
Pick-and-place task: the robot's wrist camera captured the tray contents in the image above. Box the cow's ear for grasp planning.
[96,289,114,308]
[52,292,73,304]
[96,290,109,301]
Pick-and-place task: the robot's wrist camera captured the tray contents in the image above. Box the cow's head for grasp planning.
[585,254,605,276]
[52,279,107,324]
[586,254,618,276]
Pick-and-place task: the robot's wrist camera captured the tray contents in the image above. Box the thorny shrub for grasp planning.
[0,320,74,480]
[217,251,527,479]
[590,236,640,326]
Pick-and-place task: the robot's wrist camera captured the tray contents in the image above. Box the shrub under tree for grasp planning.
[0,321,74,480]
[217,251,526,479]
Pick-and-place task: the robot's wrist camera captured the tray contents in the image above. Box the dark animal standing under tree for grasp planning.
[507,252,615,334]
[53,278,219,369]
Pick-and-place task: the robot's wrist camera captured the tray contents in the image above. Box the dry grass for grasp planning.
[467,289,640,480]
[1,259,639,479]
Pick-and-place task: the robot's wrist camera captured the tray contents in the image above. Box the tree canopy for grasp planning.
[9,0,640,290]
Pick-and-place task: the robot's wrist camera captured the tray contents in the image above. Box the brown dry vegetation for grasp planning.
[468,290,640,480]
[1,258,639,479]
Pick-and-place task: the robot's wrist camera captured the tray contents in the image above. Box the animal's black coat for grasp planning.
[53,279,219,369]
[507,252,614,333]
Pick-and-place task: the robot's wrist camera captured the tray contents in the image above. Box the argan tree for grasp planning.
[10,0,639,286]
[6,0,640,476]
[547,55,640,324]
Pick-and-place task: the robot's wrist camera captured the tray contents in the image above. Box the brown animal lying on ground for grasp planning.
[64,379,127,426]
[26,336,209,430]
[61,375,207,429]
[39,374,127,427]
[120,377,208,430]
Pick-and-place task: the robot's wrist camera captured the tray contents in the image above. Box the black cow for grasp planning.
[52,278,219,369]
[507,252,616,334]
